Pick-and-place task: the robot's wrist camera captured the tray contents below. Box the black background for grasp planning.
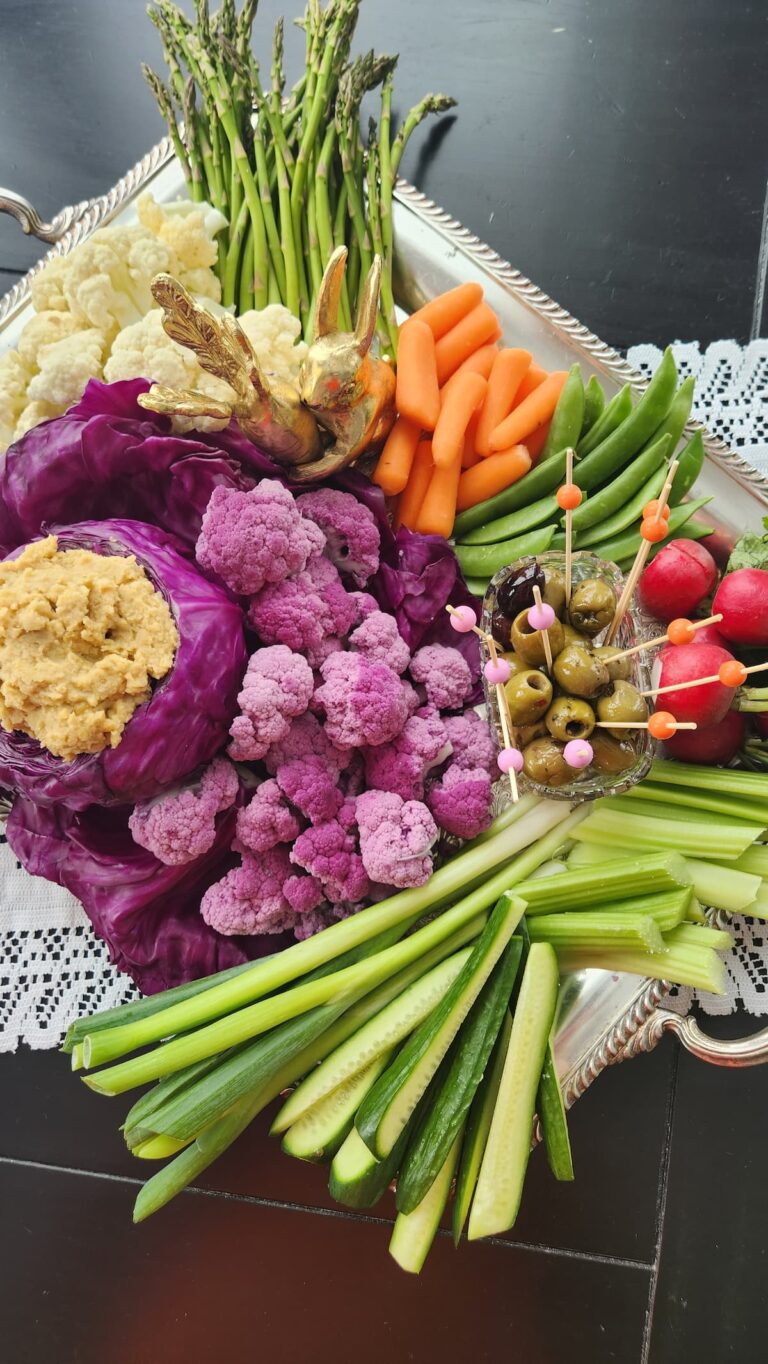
[1,3,767,1360]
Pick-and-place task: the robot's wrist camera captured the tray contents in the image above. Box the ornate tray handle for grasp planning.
[0,187,91,244]
[617,1007,768,1067]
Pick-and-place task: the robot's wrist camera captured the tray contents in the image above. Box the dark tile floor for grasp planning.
[1,3,767,1360]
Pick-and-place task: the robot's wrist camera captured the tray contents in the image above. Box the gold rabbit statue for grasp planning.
[138,249,396,481]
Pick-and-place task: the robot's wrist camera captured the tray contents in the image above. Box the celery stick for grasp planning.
[519,852,691,915]
[528,911,664,952]
[86,810,587,1096]
[572,809,762,860]
[745,886,768,921]
[686,897,707,924]
[730,847,768,878]
[650,759,768,803]
[684,858,761,913]
[665,924,734,952]
[556,944,726,993]
[82,800,577,1070]
[603,795,758,829]
[624,780,768,826]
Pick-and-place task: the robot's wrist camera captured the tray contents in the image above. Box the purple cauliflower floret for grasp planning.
[296,488,380,586]
[248,552,357,665]
[442,711,497,777]
[349,610,410,675]
[315,653,411,750]
[294,907,333,940]
[196,480,325,595]
[128,757,238,866]
[284,872,325,915]
[356,789,437,889]
[264,711,350,778]
[350,591,379,623]
[234,779,301,855]
[228,645,314,761]
[200,845,295,935]
[428,764,494,840]
[364,705,452,801]
[409,644,473,711]
[276,755,343,825]
[291,817,370,904]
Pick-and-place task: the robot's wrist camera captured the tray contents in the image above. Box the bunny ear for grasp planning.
[315,245,348,337]
[355,255,382,355]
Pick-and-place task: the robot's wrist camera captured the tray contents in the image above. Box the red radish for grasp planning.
[638,540,718,621]
[689,622,731,651]
[712,568,768,647]
[697,528,733,569]
[655,641,735,725]
[663,708,746,764]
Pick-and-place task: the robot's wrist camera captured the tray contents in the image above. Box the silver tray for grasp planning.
[2,142,768,1105]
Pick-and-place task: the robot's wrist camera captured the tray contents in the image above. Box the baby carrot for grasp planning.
[488,371,568,453]
[524,420,551,462]
[475,348,532,456]
[395,439,434,530]
[395,318,441,431]
[409,281,484,340]
[440,343,498,398]
[372,415,422,496]
[456,446,532,511]
[434,303,500,385]
[416,442,464,538]
[432,371,488,470]
[513,362,548,405]
[462,409,483,468]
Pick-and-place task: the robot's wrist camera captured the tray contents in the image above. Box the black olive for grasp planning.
[496,560,545,619]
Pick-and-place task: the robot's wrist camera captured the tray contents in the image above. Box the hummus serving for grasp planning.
[0,536,178,761]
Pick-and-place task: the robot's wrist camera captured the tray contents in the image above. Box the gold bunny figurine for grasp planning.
[138,274,322,467]
[292,247,396,481]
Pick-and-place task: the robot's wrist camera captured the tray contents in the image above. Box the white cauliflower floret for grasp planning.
[103,308,232,432]
[0,351,33,448]
[26,328,105,410]
[137,193,227,274]
[17,310,84,368]
[14,399,58,440]
[29,255,70,313]
[59,227,178,340]
[238,305,307,385]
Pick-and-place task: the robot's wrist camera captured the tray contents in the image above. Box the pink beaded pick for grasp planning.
[563,738,594,769]
[527,601,556,632]
[497,746,524,774]
[449,605,477,633]
[484,657,511,686]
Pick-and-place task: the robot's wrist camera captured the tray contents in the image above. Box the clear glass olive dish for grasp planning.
[482,550,654,802]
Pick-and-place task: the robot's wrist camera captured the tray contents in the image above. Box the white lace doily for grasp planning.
[2,338,768,1051]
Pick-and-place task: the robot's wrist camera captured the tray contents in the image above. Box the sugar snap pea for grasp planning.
[589,495,713,565]
[578,465,666,547]
[580,376,606,438]
[455,525,556,580]
[640,375,695,455]
[452,448,569,539]
[465,576,491,597]
[576,384,632,456]
[458,492,563,545]
[539,364,584,463]
[569,433,672,536]
[669,430,704,505]
[575,347,678,482]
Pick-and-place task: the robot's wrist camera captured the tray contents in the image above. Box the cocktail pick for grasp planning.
[556,447,581,606]
[527,585,555,672]
[605,458,679,645]
[595,711,697,739]
[447,604,520,801]
[563,738,594,769]
[642,658,768,699]
[607,613,724,663]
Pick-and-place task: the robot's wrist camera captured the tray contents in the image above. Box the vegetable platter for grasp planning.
[2,0,768,1275]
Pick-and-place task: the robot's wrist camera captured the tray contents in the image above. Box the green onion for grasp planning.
[528,911,664,952]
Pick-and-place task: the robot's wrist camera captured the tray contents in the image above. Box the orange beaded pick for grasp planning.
[640,517,669,544]
[648,710,679,741]
[643,499,671,521]
[556,483,582,511]
[719,660,748,687]
[666,617,696,645]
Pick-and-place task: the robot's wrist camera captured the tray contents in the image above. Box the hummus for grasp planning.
[0,536,178,761]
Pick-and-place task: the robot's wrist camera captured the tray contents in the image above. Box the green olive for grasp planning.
[562,624,592,650]
[517,721,547,746]
[542,569,567,619]
[568,578,617,637]
[552,644,610,698]
[510,608,565,666]
[523,736,571,787]
[502,651,532,677]
[545,696,596,742]
[594,645,632,682]
[503,669,553,726]
[596,680,649,739]
[589,732,637,774]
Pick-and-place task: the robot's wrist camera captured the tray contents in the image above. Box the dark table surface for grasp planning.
[1,3,767,1361]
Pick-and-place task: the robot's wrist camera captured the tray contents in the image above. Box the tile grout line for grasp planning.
[749,175,768,341]
[640,1047,679,1364]
[0,1152,653,1273]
